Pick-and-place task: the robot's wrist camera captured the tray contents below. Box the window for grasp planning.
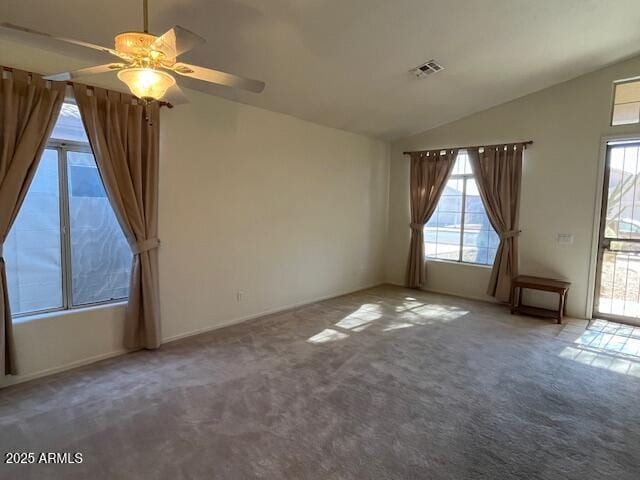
[612,79,640,126]
[4,102,131,316]
[424,152,500,265]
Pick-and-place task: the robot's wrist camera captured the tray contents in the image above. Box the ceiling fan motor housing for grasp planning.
[115,32,159,58]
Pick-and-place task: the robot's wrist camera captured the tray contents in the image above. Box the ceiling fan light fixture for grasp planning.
[117,67,175,101]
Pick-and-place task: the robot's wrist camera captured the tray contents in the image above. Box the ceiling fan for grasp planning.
[0,0,265,105]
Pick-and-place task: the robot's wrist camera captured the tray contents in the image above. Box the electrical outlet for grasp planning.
[557,233,574,245]
[236,291,244,302]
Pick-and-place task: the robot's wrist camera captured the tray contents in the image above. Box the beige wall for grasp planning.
[0,42,390,386]
[158,90,389,341]
[387,55,640,317]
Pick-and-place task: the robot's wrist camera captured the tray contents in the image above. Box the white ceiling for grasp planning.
[2,0,640,140]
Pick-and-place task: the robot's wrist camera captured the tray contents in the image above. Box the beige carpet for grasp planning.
[1,285,639,479]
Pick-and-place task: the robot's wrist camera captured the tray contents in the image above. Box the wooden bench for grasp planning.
[510,275,570,324]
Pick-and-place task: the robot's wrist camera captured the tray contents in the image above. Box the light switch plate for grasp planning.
[557,233,574,245]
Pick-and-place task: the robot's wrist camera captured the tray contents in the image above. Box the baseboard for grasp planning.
[162,281,385,344]
[384,280,497,304]
[0,348,134,389]
[3,281,385,389]
[421,286,500,304]
[418,285,586,320]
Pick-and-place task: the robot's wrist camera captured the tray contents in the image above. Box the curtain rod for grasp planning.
[403,140,533,155]
[1,66,173,108]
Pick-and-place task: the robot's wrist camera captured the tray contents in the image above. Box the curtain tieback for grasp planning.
[500,230,521,240]
[409,223,424,231]
[132,238,160,254]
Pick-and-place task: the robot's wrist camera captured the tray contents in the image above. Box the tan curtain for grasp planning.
[73,85,161,350]
[467,145,523,302]
[0,69,65,374]
[405,149,458,288]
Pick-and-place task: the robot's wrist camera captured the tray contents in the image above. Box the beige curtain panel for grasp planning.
[0,69,65,375]
[405,149,458,288]
[73,85,161,350]
[467,145,524,302]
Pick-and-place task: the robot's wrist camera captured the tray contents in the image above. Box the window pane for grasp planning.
[425,178,463,261]
[451,152,472,175]
[462,178,499,265]
[5,150,63,314]
[442,178,464,196]
[435,225,461,260]
[612,102,640,126]
[436,195,462,213]
[464,181,486,214]
[605,145,640,239]
[615,81,640,104]
[67,151,131,305]
[612,80,640,126]
[50,103,89,143]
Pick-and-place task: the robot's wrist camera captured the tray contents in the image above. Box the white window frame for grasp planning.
[12,139,128,318]
[424,153,496,266]
[611,77,640,127]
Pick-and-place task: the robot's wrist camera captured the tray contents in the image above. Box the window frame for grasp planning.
[611,77,640,127]
[424,153,497,267]
[11,138,128,319]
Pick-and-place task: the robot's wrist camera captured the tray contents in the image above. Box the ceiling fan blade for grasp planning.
[162,84,190,106]
[43,63,126,81]
[0,22,127,60]
[151,25,204,60]
[172,62,265,93]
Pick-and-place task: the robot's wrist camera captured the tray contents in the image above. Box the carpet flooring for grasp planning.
[1,285,639,479]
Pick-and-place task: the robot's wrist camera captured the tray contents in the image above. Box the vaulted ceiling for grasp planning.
[2,0,640,140]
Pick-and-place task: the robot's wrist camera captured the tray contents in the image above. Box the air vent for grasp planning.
[411,60,445,78]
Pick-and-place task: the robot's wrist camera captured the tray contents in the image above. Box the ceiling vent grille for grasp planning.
[411,60,445,78]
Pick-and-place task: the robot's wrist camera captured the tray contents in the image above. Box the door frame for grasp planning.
[587,134,640,321]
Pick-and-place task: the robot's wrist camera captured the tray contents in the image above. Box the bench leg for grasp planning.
[519,287,523,307]
[557,292,565,324]
[510,285,518,313]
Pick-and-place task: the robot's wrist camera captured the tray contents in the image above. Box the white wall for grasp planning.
[387,55,640,317]
[0,43,390,386]
[158,90,389,341]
